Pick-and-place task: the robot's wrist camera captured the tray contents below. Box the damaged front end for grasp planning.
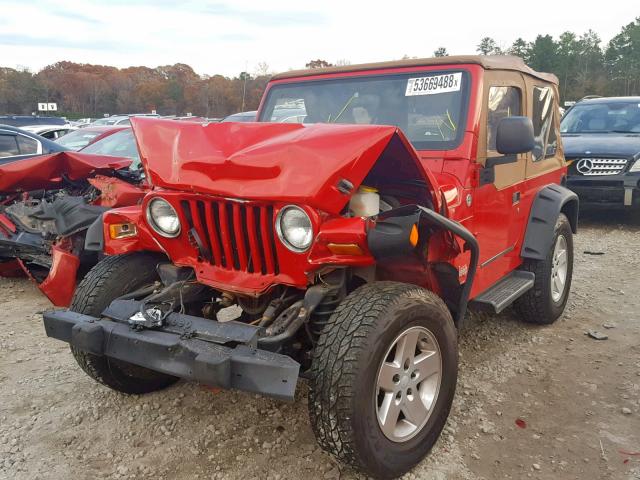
[42,119,481,400]
[42,263,346,401]
[0,152,146,306]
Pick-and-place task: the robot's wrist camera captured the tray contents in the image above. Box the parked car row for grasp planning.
[0,55,637,480]
[21,124,77,140]
[0,115,68,127]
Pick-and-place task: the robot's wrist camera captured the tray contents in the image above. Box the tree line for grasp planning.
[0,62,271,119]
[1,17,638,118]
[473,16,640,101]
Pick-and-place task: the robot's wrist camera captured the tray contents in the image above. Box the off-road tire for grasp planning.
[309,282,458,479]
[515,213,573,324]
[70,253,178,394]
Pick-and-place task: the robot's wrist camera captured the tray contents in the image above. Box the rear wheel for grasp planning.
[70,253,178,394]
[309,282,458,479]
[515,213,573,324]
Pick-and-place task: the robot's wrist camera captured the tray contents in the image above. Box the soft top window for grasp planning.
[259,70,470,150]
[487,86,522,154]
[532,86,558,162]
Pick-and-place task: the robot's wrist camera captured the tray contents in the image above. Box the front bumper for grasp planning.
[566,173,640,207]
[0,229,49,261]
[43,299,300,401]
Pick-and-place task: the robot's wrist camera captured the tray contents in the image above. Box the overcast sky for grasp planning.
[1,0,638,76]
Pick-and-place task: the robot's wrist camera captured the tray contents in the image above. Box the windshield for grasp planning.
[81,128,141,170]
[55,129,101,150]
[259,70,469,149]
[561,101,640,134]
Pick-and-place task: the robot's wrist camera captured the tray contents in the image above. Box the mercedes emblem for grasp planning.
[576,158,594,174]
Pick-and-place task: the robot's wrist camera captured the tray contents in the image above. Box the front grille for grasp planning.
[572,158,628,176]
[179,199,279,275]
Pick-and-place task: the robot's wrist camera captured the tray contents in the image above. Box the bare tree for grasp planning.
[254,62,271,77]
[433,47,449,57]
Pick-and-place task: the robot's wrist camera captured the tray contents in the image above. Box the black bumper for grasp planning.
[0,229,49,261]
[43,300,300,401]
[567,173,640,207]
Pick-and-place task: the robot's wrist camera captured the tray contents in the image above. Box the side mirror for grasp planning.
[496,116,534,155]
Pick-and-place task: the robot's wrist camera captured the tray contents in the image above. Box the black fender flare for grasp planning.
[84,214,104,252]
[521,184,578,261]
[367,205,479,328]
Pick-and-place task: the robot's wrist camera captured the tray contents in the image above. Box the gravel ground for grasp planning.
[1,210,639,480]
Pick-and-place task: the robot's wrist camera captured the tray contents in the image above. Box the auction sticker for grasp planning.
[405,72,462,96]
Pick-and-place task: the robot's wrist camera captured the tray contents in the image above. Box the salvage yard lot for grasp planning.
[1,211,639,480]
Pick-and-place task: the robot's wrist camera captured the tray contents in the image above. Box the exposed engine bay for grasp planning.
[0,167,145,295]
[1,187,104,271]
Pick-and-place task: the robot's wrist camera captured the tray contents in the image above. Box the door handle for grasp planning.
[512,191,521,204]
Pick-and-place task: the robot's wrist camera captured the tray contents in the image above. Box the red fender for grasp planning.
[38,245,80,307]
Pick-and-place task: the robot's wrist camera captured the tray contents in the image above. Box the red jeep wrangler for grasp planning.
[44,56,577,478]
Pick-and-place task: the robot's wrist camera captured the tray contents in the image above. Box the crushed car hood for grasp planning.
[131,117,436,214]
[0,152,132,193]
[562,133,640,158]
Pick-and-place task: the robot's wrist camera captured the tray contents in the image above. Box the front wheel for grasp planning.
[515,213,574,324]
[309,282,458,479]
[70,253,178,394]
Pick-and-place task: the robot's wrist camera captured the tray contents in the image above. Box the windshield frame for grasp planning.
[258,67,472,151]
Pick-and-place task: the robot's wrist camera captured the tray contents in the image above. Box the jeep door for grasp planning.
[473,71,529,289]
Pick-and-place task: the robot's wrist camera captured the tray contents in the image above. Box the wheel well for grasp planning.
[560,198,579,234]
[521,184,578,261]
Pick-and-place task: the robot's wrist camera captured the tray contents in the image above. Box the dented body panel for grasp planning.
[0,151,132,193]
[132,119,441,214]
[0,152,145,306]
[99,118,446,295]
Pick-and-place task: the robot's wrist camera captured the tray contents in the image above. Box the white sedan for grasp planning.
[20,124,77,140]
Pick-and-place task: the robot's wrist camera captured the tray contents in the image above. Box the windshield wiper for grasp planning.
[611,130,640,134]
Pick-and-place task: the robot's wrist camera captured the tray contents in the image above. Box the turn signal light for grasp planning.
[327,243,364,255]
[409,224,419,247]
[109,223,138,239]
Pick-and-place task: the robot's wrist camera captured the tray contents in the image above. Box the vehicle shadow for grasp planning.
[578,207,640,231]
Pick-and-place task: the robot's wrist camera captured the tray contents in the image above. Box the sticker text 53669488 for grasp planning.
[405,72,462,96]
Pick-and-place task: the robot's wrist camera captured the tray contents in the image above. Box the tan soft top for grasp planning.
[272,55,558,84]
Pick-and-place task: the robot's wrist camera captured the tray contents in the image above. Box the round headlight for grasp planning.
[146,198,181,238]
[276,206,313,252]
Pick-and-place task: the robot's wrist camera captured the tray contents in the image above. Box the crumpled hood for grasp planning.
[0,152,132,193]
[131,117,435,214]
[562,133,640,158]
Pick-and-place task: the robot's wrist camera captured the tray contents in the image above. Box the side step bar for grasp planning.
[469,271,535,314]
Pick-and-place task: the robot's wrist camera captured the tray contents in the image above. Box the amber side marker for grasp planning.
[327,243,364,255]
[109,223,138,239]
[409,224,419,247]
